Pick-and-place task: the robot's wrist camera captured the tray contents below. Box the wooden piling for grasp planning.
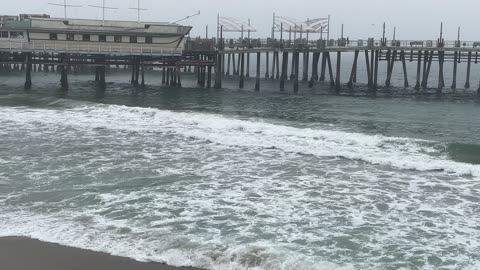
[319,52,326,82]
[24,53,32,90]
[421,51,433,89]
[452,51,458,90]
[438,51,445,93]
[141,64,145,87]
[207,65,212,88]
[365,50,372,88]
[347,50,359,89]
[373,50,379,90]
[309,52,320,88]
[226,53,231,76]
[335,52,341,92]
[177,67,182,87]
[162,67,166,85]
[265,51,270,78]
[303,51,309,81]
[400,50,409,88]
[294,52,300,92]
[246,53,250,78]
[271,51,276,79]
[465,51,472,89]
[326,52,335,87]
[232,53,237,75]
[385,50,397,87]
[60,55,69,91]
[239,53,245,89]
[255,52,261,91]
[280,52,288,90]
[275,52,280,79]
[415,51,422,91]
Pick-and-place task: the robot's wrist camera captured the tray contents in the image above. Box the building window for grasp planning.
[145,36,153,44]
[99,35,107,42]
[82,34,90,41]
[66,33,75,41]
[0,31,8,38]
[10,31,24,39]
[49,33,58,40]
[114,35,122,43]
[129,36,137,43]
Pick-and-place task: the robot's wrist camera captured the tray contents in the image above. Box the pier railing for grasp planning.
[190,38,480,51]
[0,40,183,56]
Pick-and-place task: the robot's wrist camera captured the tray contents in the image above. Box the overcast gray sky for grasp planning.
[3,0,479,40]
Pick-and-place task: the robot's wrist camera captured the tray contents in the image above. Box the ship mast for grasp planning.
[129,0,147,24]
[88,0,118,25]
[48,0,82,20]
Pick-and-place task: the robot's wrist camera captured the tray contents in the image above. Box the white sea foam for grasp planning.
[0,104,478,177]
[0,211,354,270]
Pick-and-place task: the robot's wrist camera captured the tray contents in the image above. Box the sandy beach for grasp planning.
[0,237,202,270]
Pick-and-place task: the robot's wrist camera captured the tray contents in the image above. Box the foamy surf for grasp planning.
[0,211,354,270]
[0,104,478,177]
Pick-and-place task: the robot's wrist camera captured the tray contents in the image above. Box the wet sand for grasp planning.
[0,237,202,270]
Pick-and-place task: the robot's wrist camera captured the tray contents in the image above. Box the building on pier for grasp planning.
[0,15,192,56]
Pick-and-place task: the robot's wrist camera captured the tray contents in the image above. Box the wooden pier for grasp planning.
[1,23,480,96]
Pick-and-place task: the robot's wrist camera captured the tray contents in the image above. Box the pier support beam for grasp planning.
[347,50,359,90]
[226,54,231,76]
[451,51,458,90]
[294,52,300,93]
[365,50,372,88]
[303,51,309,81]
[232,53,237,75]
[437,51,445,94]
[239,53,245,89]
[335,52,341,93]
[162,67,166,85]
[400,51,409,88]
[141,64,145,87]
[24,53,32,90]
[246,53,250,78]
[319,52,326,82]
[60,55,69,91]
[373,50,379,91]
[415,51,422,91]
[255,52,261,91]
[465,51,472,89]
[385,50,397,87]
[309,52,320,88]
[421,51,433,89]
[265,52,269,78]
[215,53,223,89]
[176,68,182,87]
[326,52,335,88]
[131,63,135,85]
[207,65,212,88]
[271,51,276,79]
[276,52,280,79]
[280,52,288,91]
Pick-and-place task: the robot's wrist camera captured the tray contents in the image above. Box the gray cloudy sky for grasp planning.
[3,0,479,40]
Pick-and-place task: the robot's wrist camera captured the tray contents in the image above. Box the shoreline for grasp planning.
[0,237,203,270]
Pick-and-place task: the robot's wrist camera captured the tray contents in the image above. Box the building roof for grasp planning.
[0,17,191,36]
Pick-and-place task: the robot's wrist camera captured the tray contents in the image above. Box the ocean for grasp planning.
[0,63,480,270]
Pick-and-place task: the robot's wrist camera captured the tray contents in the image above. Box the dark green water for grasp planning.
[0,71,479,270]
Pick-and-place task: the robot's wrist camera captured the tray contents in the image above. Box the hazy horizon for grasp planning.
[2,0,479,41]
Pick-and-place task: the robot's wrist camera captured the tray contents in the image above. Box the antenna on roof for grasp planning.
[48,0,82,20]
[129,0,147,24]
[88,0,118,25]
[169,11,200,25]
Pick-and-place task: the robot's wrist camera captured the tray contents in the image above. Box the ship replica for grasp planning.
[0,14,192,56]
